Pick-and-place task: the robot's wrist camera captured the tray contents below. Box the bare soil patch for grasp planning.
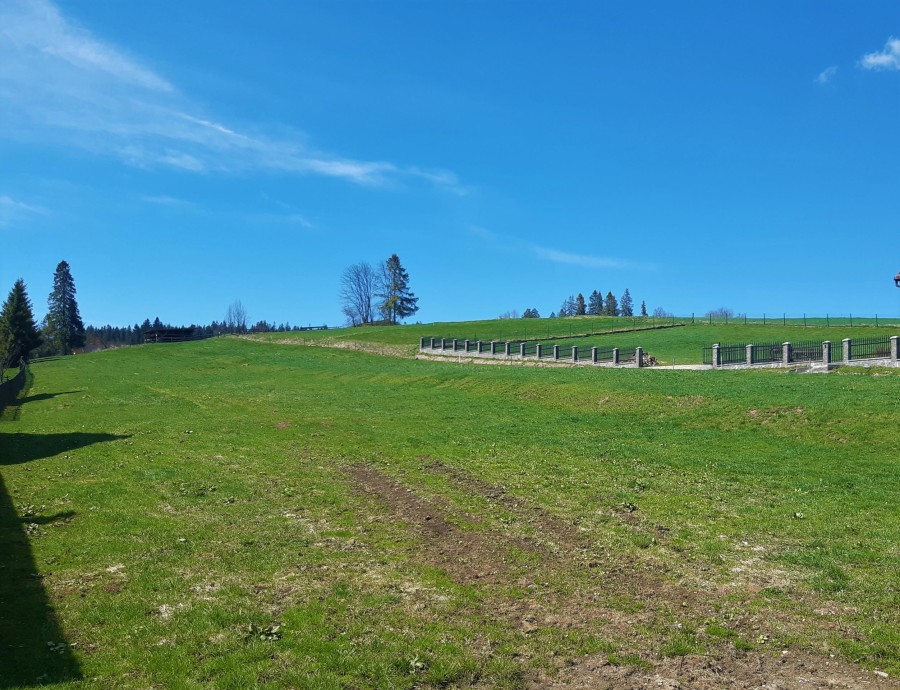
[346,463,896,689]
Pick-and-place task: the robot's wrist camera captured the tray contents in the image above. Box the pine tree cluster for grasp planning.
[548,288,636,318]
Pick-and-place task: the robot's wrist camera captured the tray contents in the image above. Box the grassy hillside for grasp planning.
[257,318,900,365]
[1,338,898,688]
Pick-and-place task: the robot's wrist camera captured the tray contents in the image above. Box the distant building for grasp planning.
[143,327,198,344]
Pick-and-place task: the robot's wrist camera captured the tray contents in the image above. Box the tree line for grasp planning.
[340,253,418,326]
[518,288,668,319]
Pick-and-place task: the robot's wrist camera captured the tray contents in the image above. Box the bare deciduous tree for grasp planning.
[225,299,248,333]
[340,262,378,326]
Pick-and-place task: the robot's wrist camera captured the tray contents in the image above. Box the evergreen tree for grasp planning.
[587,290,603,316]
[564,294,577,316]
[575,293,586,316]
[558,299,569,317]
[604,291,618,316]
[640,300,648,317]
[44,261,85,355]
[0,279,42,367]
[620,288,633,317]
[377,254,418,324]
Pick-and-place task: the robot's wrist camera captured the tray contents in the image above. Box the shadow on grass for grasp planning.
[0,432,129,466]
[0,472,81,687]
[12,391,82,407]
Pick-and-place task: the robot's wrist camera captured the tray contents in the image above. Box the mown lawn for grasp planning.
[1,336,898,688]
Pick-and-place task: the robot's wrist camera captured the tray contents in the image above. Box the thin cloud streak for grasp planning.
[0,195,48,226]
[860,37,900,71]
[815,66,838,85]
[0,0,463,191]
[532,245,638,270]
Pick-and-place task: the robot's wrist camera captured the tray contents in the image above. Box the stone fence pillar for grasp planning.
[711,344,721,368]
[536,344,542,359]
[782,342,791,366]
[520,342,527,358]
[892,336,899,362]
[746,344,753,365]
[635,346,644,368]
[842,338,851,364]
[612,348,620,365]
[591,347,598,364]
[464,339,471,353]
[420,337,426,350]
[504,342,512,357]
[476,340,483,354]
[452,338,459,351]
[822,341,831,366]
[553,345,560,361]
[572,346,578,363]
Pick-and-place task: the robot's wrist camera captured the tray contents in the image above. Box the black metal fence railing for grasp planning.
[849,336,892,360]
[791,340,823,363]
[720,343,749,366]
[751,342,784,365]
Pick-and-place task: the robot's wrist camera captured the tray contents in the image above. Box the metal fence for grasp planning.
[849,336,892,360]
[751,342,784,365]
[421,337,634,365]
[791,340,824,363]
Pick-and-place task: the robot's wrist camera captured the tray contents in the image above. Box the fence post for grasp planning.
[782,342,791,366]
[746,344,753,365]
[476,340,483,354]
[452,338,459,351]
[505,342,511,358]
[553,345,560,361]
[465,339,471,353]
[635,346,644,368]
[822,341,831,366]
[419,337,426,350]
[712,343,721,368]
[891,336,899,362]
[842,338,851,363]
[592,346,598,364]
[572,346,578,363]
[613,348,620,365]
[520,342,527,358]
[430,338,436,350]
[536,344,542,359]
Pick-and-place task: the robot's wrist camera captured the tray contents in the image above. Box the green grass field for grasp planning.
[1,326,898,688]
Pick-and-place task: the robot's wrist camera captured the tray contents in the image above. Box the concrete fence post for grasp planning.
[822,341,831,366]
[842,338,851,363]
[553,345,560,361]
[464,339,471,353]
[712,344,721,368]
[476,340,483,354]
[891,336,899,362]
[520,342,526,358]
[635,346,644,368]
[572,346,578,363]
[746,344,754,365]
[504,342,511,357]
[452,338,459,351]
[591,346,598,364]
[782,342,791,366]
[612,348,620,365]
[536,344,542,359]
[430,338,437,350]
[420,337,426,350]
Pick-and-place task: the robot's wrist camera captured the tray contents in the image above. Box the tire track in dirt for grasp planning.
[347,463,897,690]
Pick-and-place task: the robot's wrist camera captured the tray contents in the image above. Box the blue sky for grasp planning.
[3,0,900,327]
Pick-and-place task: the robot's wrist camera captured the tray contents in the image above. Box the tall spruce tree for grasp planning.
[0,279,42,367]
[45,260,86,355]
[604,291,618,316]
[587,290,603,316]
[575,293,586,316]
[620,288,633,317]
[640,300,648,317]
[377,254,418,324]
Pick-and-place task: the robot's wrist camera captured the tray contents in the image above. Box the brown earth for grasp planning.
[346,463,897,690]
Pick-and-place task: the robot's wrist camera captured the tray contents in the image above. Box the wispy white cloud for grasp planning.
[247,213,314,229]
[815,65,838,85]
[0,194,48,226]
[0,0,463,191]
[532,245,636,269]
[860,37,900,71]
[139,194,196,208]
